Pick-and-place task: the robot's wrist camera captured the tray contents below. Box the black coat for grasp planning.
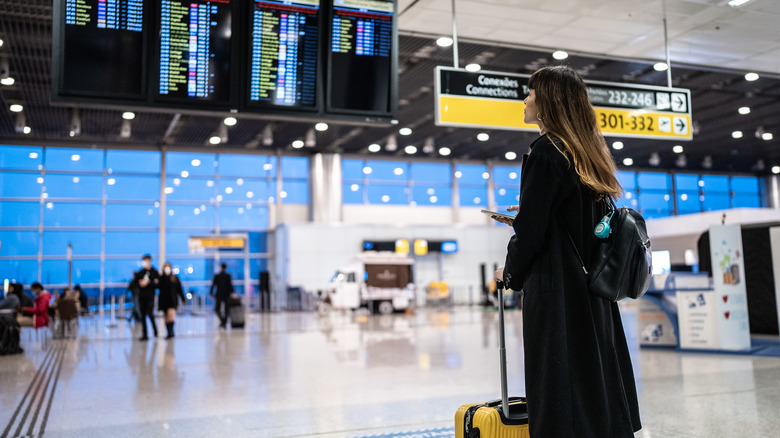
[130,267,160,301]
[158,274,185,310]
[210,272,233,298]
[503,135,641,437]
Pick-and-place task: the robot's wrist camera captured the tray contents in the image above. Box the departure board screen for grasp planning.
[157,0,233,103]
[328,0,394,114]
[60,0,146,98]
[248,0,319,108]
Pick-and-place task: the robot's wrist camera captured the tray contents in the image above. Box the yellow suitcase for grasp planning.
[455,280,529,437]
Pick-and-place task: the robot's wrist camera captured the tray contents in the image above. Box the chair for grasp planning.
[53,299,79,339]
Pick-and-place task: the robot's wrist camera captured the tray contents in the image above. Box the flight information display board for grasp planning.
[157,0,234,104]
[247,0,320,108]
[59,0,147,98]
[327,0,394,114]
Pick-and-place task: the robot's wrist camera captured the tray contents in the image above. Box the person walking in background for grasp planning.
[131,255,160,341]
[73,285,89,315]
[18,282,52,329]
[210,263,233,329]
[159,262,186,339]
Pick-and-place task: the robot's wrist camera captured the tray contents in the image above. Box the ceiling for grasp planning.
[0,0,779,174]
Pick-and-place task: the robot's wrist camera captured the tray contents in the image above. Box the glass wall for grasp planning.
[0,145,307,305]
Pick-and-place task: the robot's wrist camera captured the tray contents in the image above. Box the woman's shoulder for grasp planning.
[529,135,571,168]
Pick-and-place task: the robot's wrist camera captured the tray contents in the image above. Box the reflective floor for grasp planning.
[2,305,779,437]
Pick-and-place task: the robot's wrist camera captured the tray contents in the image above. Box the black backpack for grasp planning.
[0,315,24,356]
[566,204,653,302]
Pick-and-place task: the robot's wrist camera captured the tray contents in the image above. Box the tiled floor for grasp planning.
[1,305,779,437]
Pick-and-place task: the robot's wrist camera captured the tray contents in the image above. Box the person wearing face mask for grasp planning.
[130,254,160,341]
[158,262,186,339]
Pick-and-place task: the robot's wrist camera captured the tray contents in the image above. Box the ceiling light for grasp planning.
[439,147,451,156]
[122,111,136,120]
[773,166,780,174]
[505,151,517,160]
[653,62,668,71]
[23,126,31,134]
[477,132,489,141]
[191,159,201,167]
[0,38,3,47]
[728,0,753,7]
[292,140,304,148]
[436,37,453,47]
[465,63,481,72]
[738,106,750,115]
[763,132,774,141]
[622,158,633,166]
[394,167,404,175]
[363,166,372,175]
[405,145,417,154]
[9,104,23,112]
[315,122,328,132]
[649,152,661,166]
[71,154,80,161]
[399,127,412,136]
[29,152,38,159]
[552,50,568,60]
[745,72,759,81]
[209,135,221,145]
[224,116,237,126]
[368,143,381,153]
[0,77,14,86]
[672,145,684,153]
[612,141,624,150]
[732,131,743,139]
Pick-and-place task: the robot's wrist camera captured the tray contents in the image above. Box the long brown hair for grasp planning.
[528,66,623,200]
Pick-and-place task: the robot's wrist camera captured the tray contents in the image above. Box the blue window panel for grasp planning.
[106,150,161,174]
[459,186,488,207]
[105,258,152,284]
[700,175,729,192]
[107,175,160,200]
[343,182,364,204]
[0,201,40,227]
[639,192,671,218]
[456,164,489,184]
[106,203,159,228]
[219,154,276,177]
[44,174,103,199]
[166,231,193,255]
[220,258,246,280]
[616,193,639,210]
[167,257,213,282]
[616,171,636,190]
[165,177,216,201]
[492,166,521,186]
[732,195,760,208]
[410,162,452,184]
[364,160,408,181]
[246,232,268,254]
[0,172,42,197]
[281,156,309,179]
[0,230,39,256]
[43,202,102,227]
[218,178,270,202]
[280,180,308,204]
[637,172,671,190]
[166,204,215,229]
[43,231,101,256]
[731,176,759,194]
[342,159,365,180]
[218,205,269,230]
[45,148,104,172]
[41,259,100,286]
[367,184,409,204]
[0,145,43,170]
[494,186,520,208]
[674,174,700,191]
[0,259,39,284]
[412,185,452,206]
[702,193,730,211]
[677,191,701,214]
[249,257,269,281]
[105,231,159,255]
[166,152,217,176]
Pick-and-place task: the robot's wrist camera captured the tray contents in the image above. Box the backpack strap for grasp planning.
[562,219,588,275]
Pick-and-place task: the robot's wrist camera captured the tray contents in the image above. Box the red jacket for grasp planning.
[23,291,52,329]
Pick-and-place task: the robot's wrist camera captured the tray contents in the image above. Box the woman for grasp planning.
[158,262,186,339]
[495,66,641,437]
[19,282,52,329]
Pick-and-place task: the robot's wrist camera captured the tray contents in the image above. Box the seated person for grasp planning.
[11,284,33,316]
[18,282,52,329]
[0,292,20,312]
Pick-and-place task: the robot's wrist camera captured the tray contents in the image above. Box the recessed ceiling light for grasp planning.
[672,145,684,153]
[71,154,80,161]
[224,116,237,126]
[612,141,624,150]
[465,63,481,72]
[653,62,668,71]
[122,111,136,120]
[622,158,634,166]
[436,37,453,47]
[0,39,4,47]
[292,140,304,148]
[315,122,328,132]
[399,127,412,136]
[405,145,417,154]
[368,143,381,153]
[0,77,14,86]
[552,50,568,60]
[9,104,23,112]
[23,126,31,134]
[505,151,517,160]
[745,72,759,81]
[439,147,451,156]
[737,106,750,115]
[477,132,489,141]
[209,136,221,145]
[732,131,743,139]
[763,132,774,141]
[773,166,780,174]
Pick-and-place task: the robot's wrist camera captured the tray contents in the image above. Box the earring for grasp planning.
[536,113,543,120]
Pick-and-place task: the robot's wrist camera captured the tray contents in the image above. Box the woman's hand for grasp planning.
[495,267,504,282]
[491,205,518,226]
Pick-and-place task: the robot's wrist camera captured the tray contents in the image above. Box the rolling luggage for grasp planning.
[455,280,529,438]
[229,295,245,329]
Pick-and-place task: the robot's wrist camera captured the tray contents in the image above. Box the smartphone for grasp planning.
[480,209,515,220]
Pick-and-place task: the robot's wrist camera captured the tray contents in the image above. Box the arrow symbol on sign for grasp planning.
[676,119,686,131]
[673,95,684,108]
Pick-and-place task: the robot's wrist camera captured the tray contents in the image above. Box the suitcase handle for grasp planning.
[496,279,509,419]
